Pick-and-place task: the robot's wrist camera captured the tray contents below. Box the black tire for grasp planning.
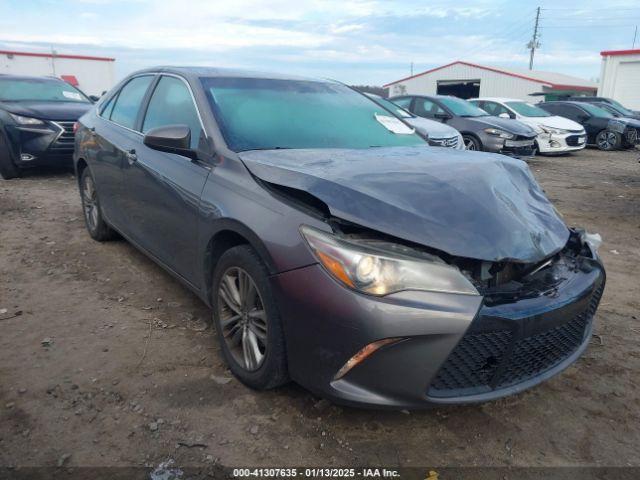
[463,134,481,151]
[595,130,621,151]
[79,167,117,241]
[0,134,20,180]
[211,245,289,390]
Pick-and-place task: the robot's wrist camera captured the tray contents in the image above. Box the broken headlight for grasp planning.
[484,128,514,139]
[300,226,479,297]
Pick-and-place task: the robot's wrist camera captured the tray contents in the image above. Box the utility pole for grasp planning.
[528,7,541,70]
[50,46,57,76]
[410,62,414,76]
[633,25,638,48]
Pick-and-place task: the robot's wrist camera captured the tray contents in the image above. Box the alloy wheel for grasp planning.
[82,174,99,232]
[217,267,268,371]
[597,131,617,150]
[464,137,477,150]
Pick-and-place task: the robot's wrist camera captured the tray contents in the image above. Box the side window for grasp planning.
[100,95,116,118]
[142,76,202,150]
[392,97,412,109]
[413,98,445,118]
[557,105,581,121]
[109,76,154,130]
[482,101,510,117]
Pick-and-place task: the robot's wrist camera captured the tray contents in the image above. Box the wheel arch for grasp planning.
[203,219,278,304]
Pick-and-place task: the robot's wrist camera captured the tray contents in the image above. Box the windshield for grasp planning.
[438,97,487,117]
[201,77,426,151]
[0,78,90,103]
[579,103,613,118]
[608,99,633,114]
[367,95,413,118]
[505,101,551,117]
[603,102,633,117]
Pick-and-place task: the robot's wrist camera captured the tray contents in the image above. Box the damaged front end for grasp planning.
[318,220,606,403]
[241,146,605,404]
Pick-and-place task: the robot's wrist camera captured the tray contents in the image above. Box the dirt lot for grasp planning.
[1,148,639,472]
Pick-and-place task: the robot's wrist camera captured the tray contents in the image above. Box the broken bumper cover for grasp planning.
[536,132,587,154]
[271,250,605,409]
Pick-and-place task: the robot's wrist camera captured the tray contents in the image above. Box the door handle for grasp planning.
[126,149,137,164]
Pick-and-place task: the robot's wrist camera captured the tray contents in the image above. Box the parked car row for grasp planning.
[388,93,640,156]
[2,72,639,180]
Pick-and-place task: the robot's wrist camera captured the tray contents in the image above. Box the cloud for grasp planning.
[0,0,636,85]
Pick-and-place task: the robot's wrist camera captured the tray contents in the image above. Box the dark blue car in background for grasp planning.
[0,74,92,179]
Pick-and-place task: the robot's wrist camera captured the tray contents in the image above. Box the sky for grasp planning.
[0,0,639,86]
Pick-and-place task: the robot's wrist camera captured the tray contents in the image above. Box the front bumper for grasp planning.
[536,131,587,155]
[481,134,537,158]
[3,121,76,167]
[272,249,605,409]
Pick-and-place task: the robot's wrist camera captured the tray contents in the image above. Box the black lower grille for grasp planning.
[428,281,604,398]
[566,134,586,147]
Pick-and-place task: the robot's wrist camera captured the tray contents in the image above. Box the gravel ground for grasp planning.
[1,148,639,472]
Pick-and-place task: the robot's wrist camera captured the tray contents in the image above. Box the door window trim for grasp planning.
[97,73,156,137]
[139,73,208,142]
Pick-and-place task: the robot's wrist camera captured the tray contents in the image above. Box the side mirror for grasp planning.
[498,112,511,119]
[434,112,451,121]
[143,125,198,160]
[89,95,100,103]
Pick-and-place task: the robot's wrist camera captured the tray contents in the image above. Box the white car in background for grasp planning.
[469,97,587,155]
[365,93,465,150]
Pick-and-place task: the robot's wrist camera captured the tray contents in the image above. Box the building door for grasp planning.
[436,80,480,99]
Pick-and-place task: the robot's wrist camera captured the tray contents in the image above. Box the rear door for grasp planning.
[123,74,211,284]
[91,75,155,230]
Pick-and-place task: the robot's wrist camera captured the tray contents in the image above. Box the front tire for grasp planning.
[463,134,481,151]
[596,130,621,151]
[0,134,20,180]
[79,167,117,241]
[212,245,289,390]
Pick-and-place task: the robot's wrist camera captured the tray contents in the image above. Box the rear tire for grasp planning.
[79,167,117,241]
[463,134,481,151]
[596,130,621,151]
[211,245,289,390]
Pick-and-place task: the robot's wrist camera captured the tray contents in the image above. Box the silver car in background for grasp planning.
[365,93,464,149]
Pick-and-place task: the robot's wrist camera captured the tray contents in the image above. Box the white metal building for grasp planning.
[0,49,116,96]
[598,49,640,110]
[384,61,597,102]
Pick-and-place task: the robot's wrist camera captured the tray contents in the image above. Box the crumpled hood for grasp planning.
[0,101,91,121]
[240,146,569,263]
[529,115,584,131]
[471,116,536,137]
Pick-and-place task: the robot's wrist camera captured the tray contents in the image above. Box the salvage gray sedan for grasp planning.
[74,67,605,408]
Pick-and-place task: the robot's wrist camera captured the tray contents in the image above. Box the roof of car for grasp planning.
[0,73,66,82]
[539,101,586,106]
[131,66,334,83]
[470,97,525,103]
